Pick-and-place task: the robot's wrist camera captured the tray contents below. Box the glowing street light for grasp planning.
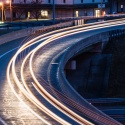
[6,0,12,22]
[0,2,4,22]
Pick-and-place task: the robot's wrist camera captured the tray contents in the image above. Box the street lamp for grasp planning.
[52,0,55,24]
[6,0,12,22]
[100,0,102,16]
[0,2,4,22]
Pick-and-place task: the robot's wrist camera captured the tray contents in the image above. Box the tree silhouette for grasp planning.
[30,0,43,21]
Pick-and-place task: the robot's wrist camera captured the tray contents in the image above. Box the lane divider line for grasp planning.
[0,47,19,59]
[0,117,7,125]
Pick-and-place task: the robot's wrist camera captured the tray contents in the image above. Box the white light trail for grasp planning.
[6,19,125,125]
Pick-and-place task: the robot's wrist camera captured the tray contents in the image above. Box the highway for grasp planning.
[1,19,125,124]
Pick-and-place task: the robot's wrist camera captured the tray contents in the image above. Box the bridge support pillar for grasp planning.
[65,42,111,98]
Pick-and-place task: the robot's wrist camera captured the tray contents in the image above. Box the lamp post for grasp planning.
[6,0,12,22]
[100,0,102,16]
[52,0,55,24]
[0,2,4,22]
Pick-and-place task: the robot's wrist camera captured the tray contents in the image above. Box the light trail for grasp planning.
[10,20,125,124]
[0,117,7,125]
[20,50,72,125]
[7,59,52,125]
[29,21,125,124]
[18,33,93,124]
[29,21,125,125]
[6,19,125,125]
[0,47,19,59]
[12,47,71,124]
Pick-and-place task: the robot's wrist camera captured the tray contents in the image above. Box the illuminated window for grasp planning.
[41,10,48,17]
[76,11,79,17]
[28,12,30,18]
[95,10,100,17]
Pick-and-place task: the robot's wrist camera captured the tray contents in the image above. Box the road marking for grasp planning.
[0,47,19,59]
[0,117,7,125]
[0,47,19,125]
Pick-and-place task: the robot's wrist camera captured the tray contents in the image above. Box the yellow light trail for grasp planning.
[6,19,125,125]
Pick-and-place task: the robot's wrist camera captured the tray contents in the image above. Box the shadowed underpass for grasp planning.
[66,36,125,98]
[103,36,125,98]
[65,36,125,124]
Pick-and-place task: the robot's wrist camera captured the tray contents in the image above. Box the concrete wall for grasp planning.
[58,32,109,105]
[66,52,112,98]
[57,31,121,125]
[0,21,73,45]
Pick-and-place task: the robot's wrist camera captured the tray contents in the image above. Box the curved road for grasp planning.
[1,19,125,124]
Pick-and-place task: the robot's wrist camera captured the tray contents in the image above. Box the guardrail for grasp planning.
[1,17,125,46]
[0,21,73,45]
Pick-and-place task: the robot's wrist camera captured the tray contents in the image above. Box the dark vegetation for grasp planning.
[103,36,125,97]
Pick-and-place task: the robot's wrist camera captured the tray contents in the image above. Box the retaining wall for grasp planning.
[58,29,125,125]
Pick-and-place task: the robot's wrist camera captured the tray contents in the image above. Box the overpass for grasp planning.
[1,19,125,124]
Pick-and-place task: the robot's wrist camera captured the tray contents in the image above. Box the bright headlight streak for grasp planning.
[31,20,125,56]
[29,22,125,125]
[6,27,78,125]
[20,35,93,124]
[29,35,100,124]
[7,59,51,125]
[11,46,72,125]
[17,19,125,59]
[21,28,94,124]
[5,37,66,125]
[19,19,125,53]
[9,20,125,119]
[28,21,125,58]
[7,19,125,125]
[20,50,71,125]
[8,24,88,124]
[30,53,93,125]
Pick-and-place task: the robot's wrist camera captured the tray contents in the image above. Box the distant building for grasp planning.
[0,0,123,21]
[109,0,125,14]
[73,0,109,17]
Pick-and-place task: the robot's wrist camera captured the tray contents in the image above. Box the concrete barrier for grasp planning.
[59,32,109,107]
[58,28,125,124]
[0,21,73,45]
[0,27,41,45]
